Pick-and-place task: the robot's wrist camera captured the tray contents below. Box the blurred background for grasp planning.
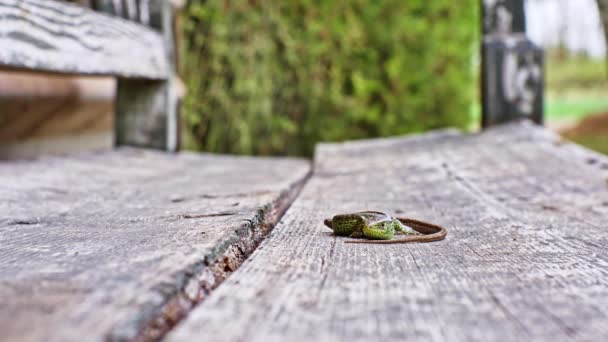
[526,0,608,154]
[1,0,607,158]
[179,1,477,156]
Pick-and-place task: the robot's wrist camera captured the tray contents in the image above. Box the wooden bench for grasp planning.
[0,2,313,341]
[2,2,608,342]
[2,122,608,342]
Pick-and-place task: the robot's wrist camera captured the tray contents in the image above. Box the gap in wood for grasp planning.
[129,171,312,342]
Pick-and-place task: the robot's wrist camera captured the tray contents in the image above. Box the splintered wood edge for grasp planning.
[113,171,311,341]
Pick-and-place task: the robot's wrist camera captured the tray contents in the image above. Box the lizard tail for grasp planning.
[344,217,446,244]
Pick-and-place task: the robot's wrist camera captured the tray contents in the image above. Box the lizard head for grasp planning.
[362,219,395,240]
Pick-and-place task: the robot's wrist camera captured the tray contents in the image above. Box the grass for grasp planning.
[546,95,608,120]
[469,55,608,128]
[545,53,608,154]
[567,135,608,155]
[470,53,608,154]
[546,55,608,121]
[469,93,608,126]
[546,55,608,91]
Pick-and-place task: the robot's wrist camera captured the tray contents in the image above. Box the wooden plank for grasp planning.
[0,70,115,158]
[0,98,112,143]
[167,121,608,342]
[0,0,167,79]
[0,131,113,160]
[0,69,115,98]
[0,70,114,144]
[114,0,180,151]
[0,150,310,341]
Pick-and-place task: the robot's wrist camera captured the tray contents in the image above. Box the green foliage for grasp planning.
[180,0,477,156]
[543,51,608,121]
[546,52,608,92]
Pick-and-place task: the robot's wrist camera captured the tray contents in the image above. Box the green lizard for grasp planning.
[323,211,446,244]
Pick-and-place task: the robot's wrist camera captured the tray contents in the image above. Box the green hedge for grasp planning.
[180,0,477,156]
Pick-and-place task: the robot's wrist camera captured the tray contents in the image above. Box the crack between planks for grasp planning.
[107,169,313,342]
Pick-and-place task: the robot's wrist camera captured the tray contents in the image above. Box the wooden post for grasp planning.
[114,0,180,151]
[481,0,544,128]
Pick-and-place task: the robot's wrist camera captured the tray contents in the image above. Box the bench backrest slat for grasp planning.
[0,0,168,79]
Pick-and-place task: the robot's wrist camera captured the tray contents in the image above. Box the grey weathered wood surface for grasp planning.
[0,149,310,341]
[167,121,608,342]
[0,0,167,79]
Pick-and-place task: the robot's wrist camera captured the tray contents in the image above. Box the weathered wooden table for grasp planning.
[2,122,608,342]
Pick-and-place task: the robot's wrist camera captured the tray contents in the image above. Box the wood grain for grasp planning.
[0,70,114,141]
[0,150,310,341]
[0,70,115,158]
[0,0,167,79]
[167,121,608,342]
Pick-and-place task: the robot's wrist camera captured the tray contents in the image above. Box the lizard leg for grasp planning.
[349,231,364,238]
[393,219,422,235]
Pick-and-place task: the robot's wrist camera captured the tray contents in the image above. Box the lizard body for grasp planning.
[324,211,446,244]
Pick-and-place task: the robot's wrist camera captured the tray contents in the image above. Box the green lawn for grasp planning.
[567,135,608,155]
[469,54,608,154]
[470,95,608,127]
[546,55,608,154]
[546,95,608,120]
[545,55,608,121]
[470,55,608,125]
